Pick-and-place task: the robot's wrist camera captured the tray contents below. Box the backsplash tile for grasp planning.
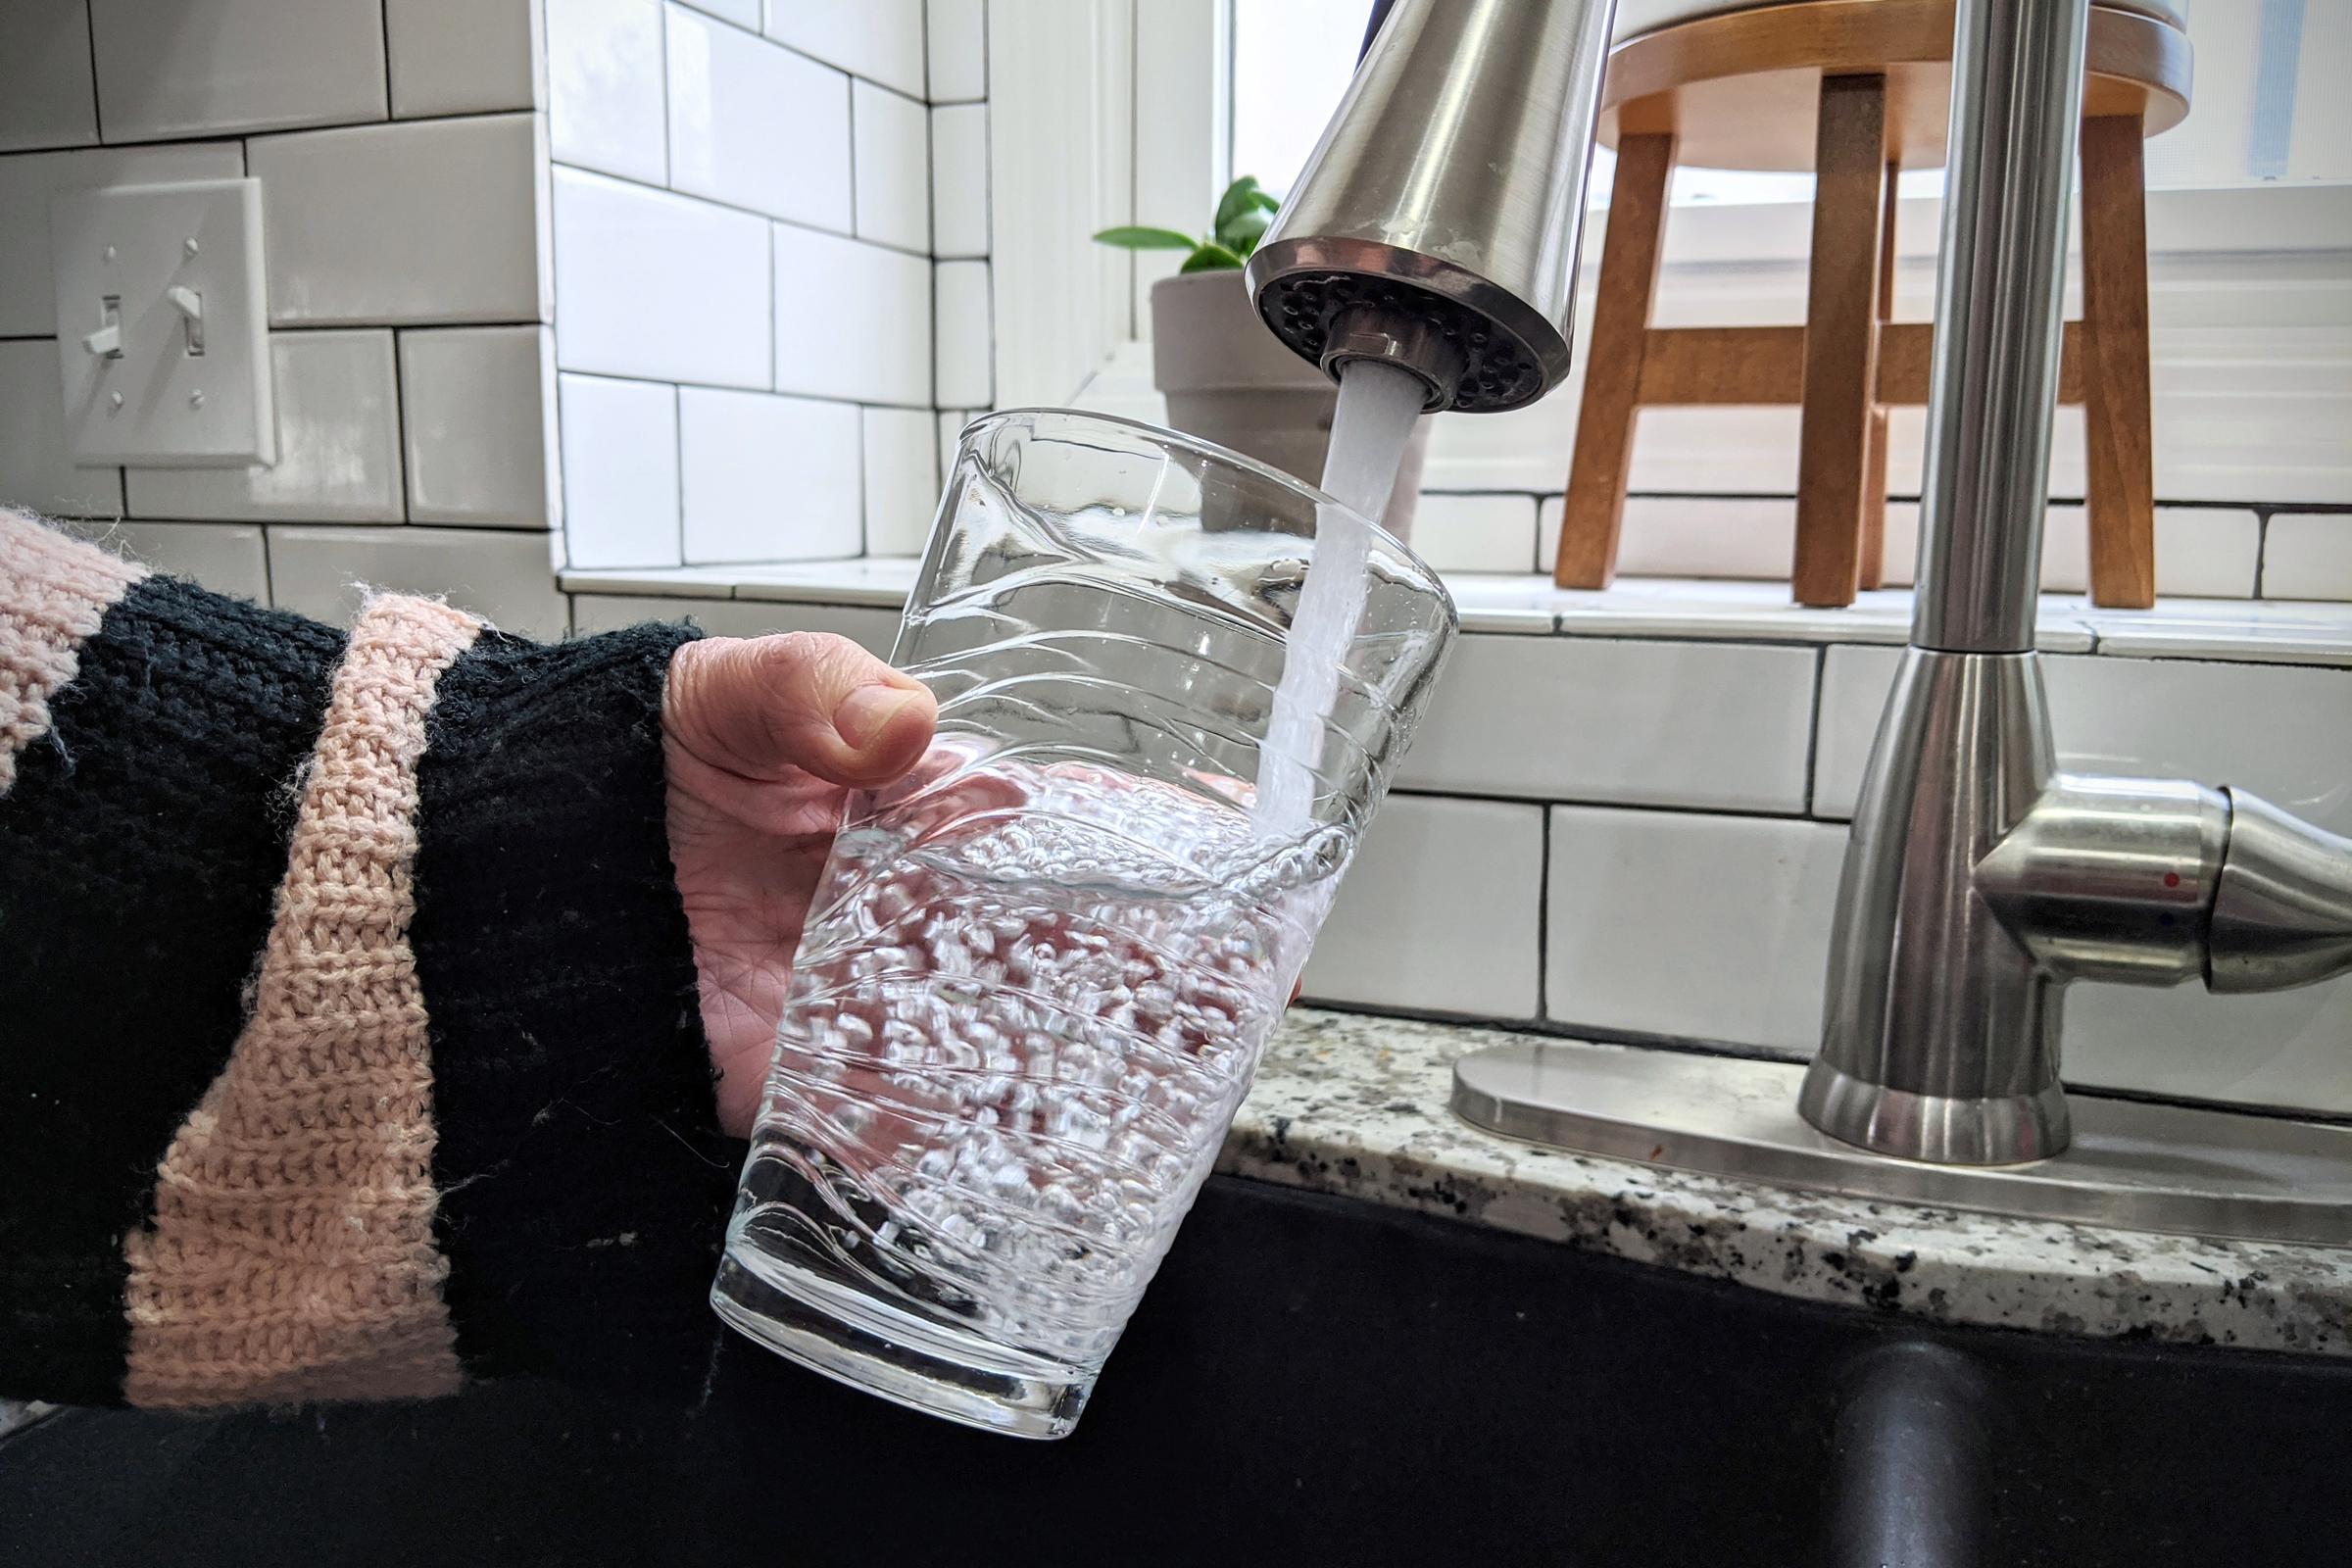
[1396,633,1819,812]
[547,0,668,185]
[571,590,898,652]
[677,0,759,27]
[1813,644,2352,821]
[2264,514,2352,601]
[0,336,122,517]
[127,330,404,522]
[553,168,771,388]
[400,325,559,527]
[88,0,386,141]
[1302,795,1545,1019]
[860,405,939,556]
[63,518,269,601]
[250,114,548,325]
[932,260,992,409]
[1545,805,1848,1053]
[668,4,854,229]
[557,371,680,568]
[928,103,989,259]
[0,0,99,152]
[268,523,567,639]
[759,0,926,99]
[1411,494,1540,574]
[0,142,245,335]
[852,79,929,252]
[386,0,543,120]
[771,223,931,405]
[925,0,987,103]
[678,387,861,562]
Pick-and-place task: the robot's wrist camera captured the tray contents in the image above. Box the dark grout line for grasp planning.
[555,160,938,264]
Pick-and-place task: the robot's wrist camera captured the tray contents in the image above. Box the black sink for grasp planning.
[7,1176,2347,1567]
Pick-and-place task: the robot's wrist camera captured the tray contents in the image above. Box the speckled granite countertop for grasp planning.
[1218,1010,2352,1357]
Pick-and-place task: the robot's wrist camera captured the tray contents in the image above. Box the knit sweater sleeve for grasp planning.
[0,512,739,1408]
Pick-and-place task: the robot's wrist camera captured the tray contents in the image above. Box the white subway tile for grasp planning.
[0,0,98,151]
[1809,645,1900,820]
[250,115,548,326]
[61,518,268,601]
[760,0,924,98]
[554,168,771,387]
[771,225,930,404]
[860,405,938,556]
[1813,646,2352,821]
[852,79,929,251]
[2262,514,2352,602]
[571,590,897,652]
[678,0,759,26]
[932,259,991,408]
[2066,979,2352,1117]
[0,337,121,517]
[939,409,978,480]
[0,143,244,335]
[2153,507,2261,598]
[547,0,668,184]
[268,523,567,639]
[1545,806,1848,1052]
[925,0,987,103]
[1410,494,1539,574]
[387,0,543,119]
[1397,633,1820,812]
[928,103,989,259]
[557,372,679,567]
[1303,795,1545,1019]
[88,0,386,141]
[127,330,403,521]
[400,326,559,527]
[669,6,853,228]
[678,387,860,562]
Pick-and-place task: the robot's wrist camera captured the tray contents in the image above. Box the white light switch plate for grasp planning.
[49,178,274,467]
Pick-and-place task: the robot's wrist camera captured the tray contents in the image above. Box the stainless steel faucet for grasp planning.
[1251,0,2352,1179]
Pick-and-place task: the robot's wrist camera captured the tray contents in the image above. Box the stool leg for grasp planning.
[1793,74,1890,608]
[2081,114,2157,608]
[1859,157,1899,590]
[1555,132,1675,589]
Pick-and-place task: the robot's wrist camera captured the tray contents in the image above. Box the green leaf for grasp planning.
[1178,241,1247,273]
[1217,207,1271,257]
[1211,175,1266,241]
[1093,225,1201,251]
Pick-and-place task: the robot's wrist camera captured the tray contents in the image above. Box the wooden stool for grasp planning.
[1553,0,2191,607]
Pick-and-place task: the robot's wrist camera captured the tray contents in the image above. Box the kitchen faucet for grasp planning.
[1247,0,2352,1185]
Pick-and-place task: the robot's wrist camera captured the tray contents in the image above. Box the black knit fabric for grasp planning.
[0,577,344,1405]
[412,622,740,1399]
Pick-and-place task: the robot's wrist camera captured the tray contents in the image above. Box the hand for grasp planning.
[662,633,938,1138]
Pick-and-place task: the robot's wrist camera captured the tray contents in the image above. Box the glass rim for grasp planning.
[955,406,1457,613]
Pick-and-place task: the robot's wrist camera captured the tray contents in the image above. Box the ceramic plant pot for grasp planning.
[1150,270,1430,540]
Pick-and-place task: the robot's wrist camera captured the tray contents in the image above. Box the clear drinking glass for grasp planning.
[710,409,1456,1438]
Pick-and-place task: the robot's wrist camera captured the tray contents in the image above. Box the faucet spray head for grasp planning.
[1244,0,1619,414]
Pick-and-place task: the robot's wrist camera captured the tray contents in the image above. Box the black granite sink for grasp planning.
[7,1177,2348,1567]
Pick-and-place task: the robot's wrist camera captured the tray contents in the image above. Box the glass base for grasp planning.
[710,1242,1095,1441]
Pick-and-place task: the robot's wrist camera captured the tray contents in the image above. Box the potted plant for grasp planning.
[1097,175,1431,537]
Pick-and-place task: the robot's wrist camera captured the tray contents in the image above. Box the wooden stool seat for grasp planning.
[1555,0,2189,608]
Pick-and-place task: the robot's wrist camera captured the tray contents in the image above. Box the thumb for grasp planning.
[667,632,937,788]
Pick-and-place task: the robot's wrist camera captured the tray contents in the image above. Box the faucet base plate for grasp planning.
[1450,1040,2352,1248]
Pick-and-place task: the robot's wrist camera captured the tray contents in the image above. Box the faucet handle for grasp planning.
[2207,788,2352,994]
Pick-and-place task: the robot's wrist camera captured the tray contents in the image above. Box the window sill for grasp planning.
[561,563,2352,667]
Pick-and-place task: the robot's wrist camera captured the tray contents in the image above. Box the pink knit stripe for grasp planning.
[0,511,146,796]
[124,594,484,1407]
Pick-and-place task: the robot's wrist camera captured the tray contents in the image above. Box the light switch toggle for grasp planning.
[166,284,204,355]
[81,303,122,359]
